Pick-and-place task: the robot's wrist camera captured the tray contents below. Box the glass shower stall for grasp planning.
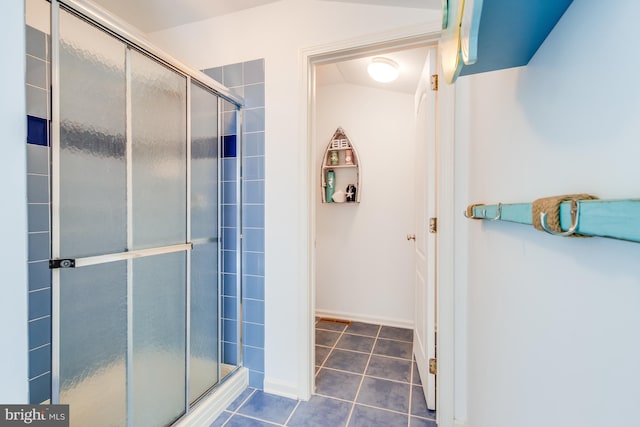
[45,1,244,425]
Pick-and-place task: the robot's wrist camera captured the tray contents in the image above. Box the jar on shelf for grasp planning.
[344,149,353,165]
[329,150,339,165]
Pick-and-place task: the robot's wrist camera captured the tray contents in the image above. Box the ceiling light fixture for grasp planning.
[367,57,399,83]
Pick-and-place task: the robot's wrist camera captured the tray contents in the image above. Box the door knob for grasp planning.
[407,234,416,241]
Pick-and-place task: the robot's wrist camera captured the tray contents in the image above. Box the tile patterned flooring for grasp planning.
[211,320,436,426]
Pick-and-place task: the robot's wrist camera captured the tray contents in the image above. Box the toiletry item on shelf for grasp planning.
[329,150,339,165]
[332,190,346,203]
[346,184,356,202]
[344,149,353,165]
[325,170,335,203]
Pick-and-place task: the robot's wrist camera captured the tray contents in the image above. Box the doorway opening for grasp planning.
[306,33,441,421]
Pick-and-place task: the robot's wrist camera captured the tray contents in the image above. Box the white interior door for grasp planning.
[413,47,438,410]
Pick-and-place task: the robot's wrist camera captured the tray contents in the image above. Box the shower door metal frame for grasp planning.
[49,0,244,421]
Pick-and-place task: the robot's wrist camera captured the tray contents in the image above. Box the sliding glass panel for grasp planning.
[132,252,186,426]
[59,262,127,427]
[130,49,187,249]
[59,9,126,258]
[189,82,219,403]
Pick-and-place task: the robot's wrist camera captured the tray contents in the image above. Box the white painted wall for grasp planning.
[315,82,416,327]
[456,0,640,426]
[0,0,29,403]
[149,0,439,397]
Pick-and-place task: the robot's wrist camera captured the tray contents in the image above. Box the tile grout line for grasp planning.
[344,324,381,427]
[220,388,257,427]
[314,322,349,377]
[282,400,302,426]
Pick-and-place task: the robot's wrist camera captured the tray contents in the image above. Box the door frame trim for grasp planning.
[298,21,461,427]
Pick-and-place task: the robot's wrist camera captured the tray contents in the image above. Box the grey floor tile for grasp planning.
[316,329,341,347]
[324,349,369,374]
[315,345,332,366]
[237,390,297,424]
[315,368,362,401]
[366,355,411,383]
[287,395,351,427]
[373,338,412,360]
[316,320,347,332]
[379,326,413,342]
[348,404,408,427]
[411,386,436,420]
[336,334,375,353]
[345,322,380,337]
[224,414,277,427]
[209,410,232,427]
[227,388,256,411]
[412,362,422,385]
[410,417,437,427]
[356,377,410,413]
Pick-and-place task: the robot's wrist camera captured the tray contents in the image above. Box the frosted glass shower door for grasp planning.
[54,9,191,427]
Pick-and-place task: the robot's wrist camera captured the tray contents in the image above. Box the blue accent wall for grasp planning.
[204,59,266,389]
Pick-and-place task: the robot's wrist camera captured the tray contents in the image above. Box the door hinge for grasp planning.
[429,217,438,233]
[431,74,438,91]
[429,358,437,375]
[49,259,76,269]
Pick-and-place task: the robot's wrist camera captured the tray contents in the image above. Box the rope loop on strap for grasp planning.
[532,194,597,237]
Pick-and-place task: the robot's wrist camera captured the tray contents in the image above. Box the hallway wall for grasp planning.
[149,0,439,397]
[315,82,416,327]
[455,0,640,426]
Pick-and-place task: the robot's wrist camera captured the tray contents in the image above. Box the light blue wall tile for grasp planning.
[243,275,265,301]
[223,63,243,87]
[243,228,264,253]
[29,372,51,404]
[28,204,49,233]
[222,205,237,228]
[28,261,51,291]
[223,342,238,366]
[229,86,244,99]
[203,66,223,84]
[243,252,265,276]
[244,83,265,109]
[27,174,49,203]
[243,156,264,181]
[244,323,264,348]
[29,316,51,349]
[223,273,238,297]
[243,132,265,156]
[223,182,237,204]
[244,108,265,133]
[27,144,49,175]
[244,59,264,85]
[223,319,238,344]
[29,345,50,378]
[26,26,47,60]
[244,346,265,373]
[243,205,264,228]
[222,249,237,273]
[223,111,237,136]
[222,227,237,251]
[248,371,264,389]
[28,232,50,262]
[26,85,48,119]
[243,299,264,324]
[243,180,264,204]
[29,288,51,320]
[26,56,47,89]
[222,158,238,181]
[223,296,237,320]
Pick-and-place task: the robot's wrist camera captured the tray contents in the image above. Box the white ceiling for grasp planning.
[91,0,439,33]
[316,45,430,94]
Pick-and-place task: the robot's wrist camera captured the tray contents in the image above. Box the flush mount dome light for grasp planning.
[367,57,399,83]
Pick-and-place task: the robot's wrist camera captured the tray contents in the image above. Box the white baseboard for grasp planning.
[173,367,248,427]
[315,309,414,329]
[263,377,303,400]
[454,419,468,427]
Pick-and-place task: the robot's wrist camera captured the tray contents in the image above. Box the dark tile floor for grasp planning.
[211,320,436,426]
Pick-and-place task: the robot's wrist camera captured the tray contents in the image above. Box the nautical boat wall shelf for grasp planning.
[321,127,361,203]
